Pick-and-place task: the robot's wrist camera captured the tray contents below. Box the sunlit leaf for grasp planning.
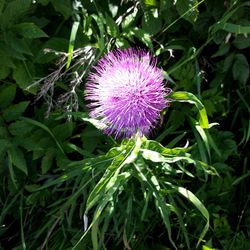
[170,91,209,129]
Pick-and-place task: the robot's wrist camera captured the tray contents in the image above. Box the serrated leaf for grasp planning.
[232,36,250,49]
[233,53,249,85]
[0,84,16,109]
[52,122,73,141]
[142,9,162,35]
[8,120,33,136]
[0,47,15,67]
[51,0,72,19]
[16,137,42,152]
[21,117,65,155]
[12,38,33,55]
[2,101,29,122]
[0,0,31,28]
[0,139,9,155]
[176,0,199,23]
[0,65,10,80]
[8,145,28,175]
[12,62,36,93]
[14,22,48,39]
[0,126,8,138]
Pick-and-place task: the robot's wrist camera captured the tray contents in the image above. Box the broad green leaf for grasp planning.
[0,0,31,28]
[0,47,15,67]
[105,14,119,37]
[121,6,138,29]
[2,101,29,122]
[127,28,153,48]
[51,0,72,19]
[0,0,5,15]
[21,117,65,155]
[0,85,16,109]
[223,53,235,72]
[175,0,199,23]
[8,120,33,136]
[16,137,42,152]
[6,32,33,56]
[8,145,28,175]
[233,53,249,85]
[52,122,73,142]
[233,36,250,49]
[0,66,10,80]
[142,9,162,35]
[13,22,48,39]
[177,187,209,247]
[0,139,9,155]
[0,125,8,138]
[170,91,209,128]
[115,37,130,48]
[12,62,36,93]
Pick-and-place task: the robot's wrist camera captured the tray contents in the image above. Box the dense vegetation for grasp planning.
[0,0,249,249]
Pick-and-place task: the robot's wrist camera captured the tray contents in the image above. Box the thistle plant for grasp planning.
[68,48,217,250]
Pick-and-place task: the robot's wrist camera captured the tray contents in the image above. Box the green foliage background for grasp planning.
[0,0,249,249]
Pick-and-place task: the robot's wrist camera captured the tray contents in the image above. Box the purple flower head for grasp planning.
[85,48,171,138]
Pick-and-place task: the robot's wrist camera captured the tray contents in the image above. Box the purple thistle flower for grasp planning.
[85,48,171,138]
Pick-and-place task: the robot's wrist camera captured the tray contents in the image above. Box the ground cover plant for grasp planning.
[0,0,249,249]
